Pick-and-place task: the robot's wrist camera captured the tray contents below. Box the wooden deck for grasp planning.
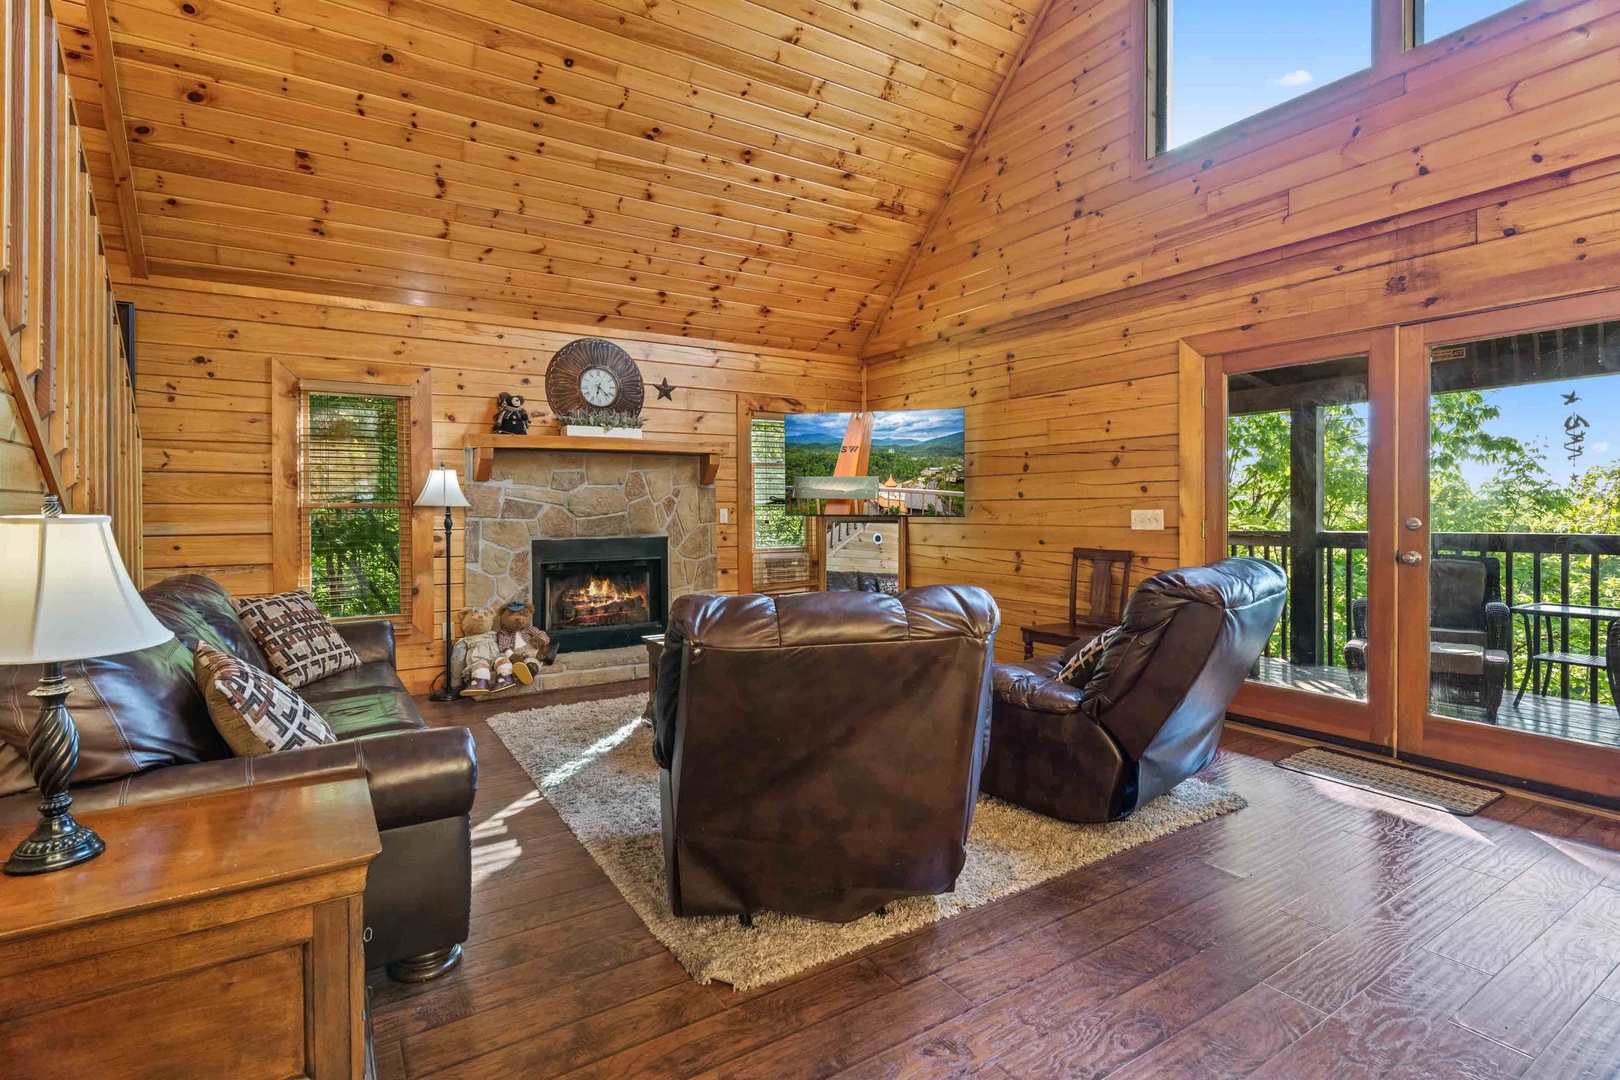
[367,682,1620,1079]
[1249,657,1620,750]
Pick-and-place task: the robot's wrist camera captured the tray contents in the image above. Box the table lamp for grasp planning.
[0,497,174,875]
[416,463,471,702]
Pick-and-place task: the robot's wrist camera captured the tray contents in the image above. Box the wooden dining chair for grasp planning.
[1019,547,1135,659]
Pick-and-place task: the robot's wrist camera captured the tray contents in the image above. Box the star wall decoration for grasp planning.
[654,377,676,400]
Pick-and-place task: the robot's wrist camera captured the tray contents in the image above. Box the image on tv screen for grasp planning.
[781,409,966,517]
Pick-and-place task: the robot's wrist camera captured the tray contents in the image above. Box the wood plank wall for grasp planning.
[863,0,1620,660]
[0,0,141,573]
[126,279,862,692]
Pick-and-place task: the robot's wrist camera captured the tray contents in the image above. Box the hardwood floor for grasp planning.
[369,684,1620,1079]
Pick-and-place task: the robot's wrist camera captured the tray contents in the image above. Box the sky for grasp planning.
[785,409,965,444]
[1454,375,1620,487]
[1167,0,1518,149]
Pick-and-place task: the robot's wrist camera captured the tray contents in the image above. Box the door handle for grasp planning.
[1398,551,1423,565]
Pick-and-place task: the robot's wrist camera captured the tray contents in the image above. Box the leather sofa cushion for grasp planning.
[303,683,426,741]
[145,574,270,670]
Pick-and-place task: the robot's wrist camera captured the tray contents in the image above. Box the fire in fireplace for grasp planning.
[552,571,650,628]
[533,536,669,651]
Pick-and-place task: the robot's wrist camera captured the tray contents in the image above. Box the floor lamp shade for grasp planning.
[0,513,173,664]
[416,465,471,509]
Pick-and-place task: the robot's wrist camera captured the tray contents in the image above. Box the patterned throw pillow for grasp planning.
[231,590,362,688]
[1055,624,1125,687]
[194,642,337,756]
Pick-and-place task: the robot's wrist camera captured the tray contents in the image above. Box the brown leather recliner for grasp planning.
[0,575,477,982]
[652,585,1000,923]
[986,558,1285,823]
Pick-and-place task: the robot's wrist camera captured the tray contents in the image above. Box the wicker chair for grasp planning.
[1345,554,1510,721]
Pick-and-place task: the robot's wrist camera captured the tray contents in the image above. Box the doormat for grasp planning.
[1277,746,1502,815]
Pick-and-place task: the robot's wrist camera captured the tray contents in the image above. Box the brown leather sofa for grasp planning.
[986,558,1285,823]
[0,575,476,982]
[652,585,1000,923]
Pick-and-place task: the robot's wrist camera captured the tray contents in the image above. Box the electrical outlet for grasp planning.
[1131,509,1165,530]
[719,507,730,524]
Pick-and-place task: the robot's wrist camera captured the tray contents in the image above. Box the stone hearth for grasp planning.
[463,449,717,613]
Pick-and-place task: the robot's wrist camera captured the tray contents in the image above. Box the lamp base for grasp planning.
[427,687,461,702]
[4,795,104,875]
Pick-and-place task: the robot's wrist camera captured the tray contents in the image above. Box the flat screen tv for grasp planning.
[781,409,966,517]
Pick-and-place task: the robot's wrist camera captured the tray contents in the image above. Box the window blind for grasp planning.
[300,392,411,620]
[750,416,808,587]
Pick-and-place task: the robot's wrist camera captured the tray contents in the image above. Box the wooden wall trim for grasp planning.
[1175,340,1203,568]
[269,357,434,639]
[82,0,144,278]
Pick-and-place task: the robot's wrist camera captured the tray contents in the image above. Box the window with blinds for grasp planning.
[300,391,411,620]
[750,416,810,587]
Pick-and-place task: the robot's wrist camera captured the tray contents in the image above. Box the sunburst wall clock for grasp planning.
[544,338,645,420]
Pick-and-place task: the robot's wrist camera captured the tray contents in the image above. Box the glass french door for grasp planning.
[1396,298,1620,801]
[1206,330,1399,751]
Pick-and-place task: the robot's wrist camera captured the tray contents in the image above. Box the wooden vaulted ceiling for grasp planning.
[54,0,1044,354]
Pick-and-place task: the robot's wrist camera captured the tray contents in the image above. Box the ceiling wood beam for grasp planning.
[83,0,146,278]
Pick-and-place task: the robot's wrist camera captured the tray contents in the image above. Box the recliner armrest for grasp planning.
[992,662,1085,715]
[6,727,478,833]
[336,619,397,666]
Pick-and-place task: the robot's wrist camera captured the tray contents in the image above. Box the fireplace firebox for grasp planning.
[532,536,669,651]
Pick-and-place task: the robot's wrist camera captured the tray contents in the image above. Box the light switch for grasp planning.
[1131,509,1165,530]
[719,508,729,524]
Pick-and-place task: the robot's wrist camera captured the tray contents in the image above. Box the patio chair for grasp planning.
[1344,554,1510,721]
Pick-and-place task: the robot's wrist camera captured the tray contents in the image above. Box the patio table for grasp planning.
[1510,601,1620,706]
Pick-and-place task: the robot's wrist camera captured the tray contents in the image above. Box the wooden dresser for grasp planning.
[0,776,380,1079]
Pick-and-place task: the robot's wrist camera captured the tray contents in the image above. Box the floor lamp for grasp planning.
[416,463,471,702]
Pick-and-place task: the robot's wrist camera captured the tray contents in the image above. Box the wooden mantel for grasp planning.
[463,433,724,484]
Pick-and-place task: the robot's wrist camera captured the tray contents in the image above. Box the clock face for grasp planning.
[580,367,618,408]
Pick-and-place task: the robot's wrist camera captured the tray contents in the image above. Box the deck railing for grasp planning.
[1227,530,1620,705]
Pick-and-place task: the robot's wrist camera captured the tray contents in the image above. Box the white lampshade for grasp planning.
[0,513,174,664]
[415,464,470,508]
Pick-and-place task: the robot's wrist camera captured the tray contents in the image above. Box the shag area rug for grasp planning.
[488,693,1245,991]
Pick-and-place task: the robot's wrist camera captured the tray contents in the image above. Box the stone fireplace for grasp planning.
[462,449,717,650]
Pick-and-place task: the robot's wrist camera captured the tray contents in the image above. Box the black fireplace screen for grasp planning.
[532,536,668,651]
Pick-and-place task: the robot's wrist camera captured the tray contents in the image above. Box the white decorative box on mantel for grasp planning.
[563,424,644,439]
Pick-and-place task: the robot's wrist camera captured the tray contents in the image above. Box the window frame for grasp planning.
[1138,0,1544,170]
[271,359,434,638]
[735,399,814,595]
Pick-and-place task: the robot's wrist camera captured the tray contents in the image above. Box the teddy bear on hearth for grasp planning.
[451,603,519,697]
[495,601,559,684]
